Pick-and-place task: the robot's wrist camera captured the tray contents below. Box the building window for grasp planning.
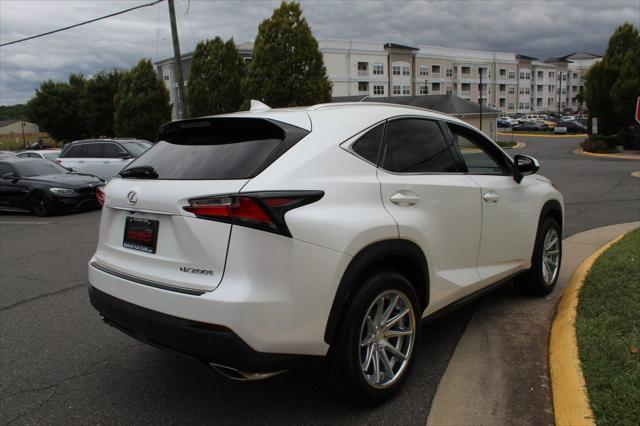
[537,85,543,92]
[419,65,429,76]
[508,102,515,110]
[431,65,440,74]
[432,82,440,92]
[461,66,471,75]
[508,87,515,94]
[548,98,553,106]
[562,74,566,81]
[419,85,428,95]
[446,86,452,94]
[500,84,506,92]
[519,102,524,109]
[402,66,410,76]
[499,98,506,107]
[392,65,401,76]
[373,85,384,95]
[537,98,543,107]
[508,71,516,79]
[526,72,530,79]
[519,72,524,79]
[373,63,384,75]
[402,85,411,95]
[393,85,401,95]
[163,75,170,81]
[461,83,471,91]
[357,62,368,71]
[358,81,369,92]
[537,71,543,79]
[500,68,506,77]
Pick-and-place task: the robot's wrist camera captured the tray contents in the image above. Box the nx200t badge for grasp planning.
[179,266,214,276]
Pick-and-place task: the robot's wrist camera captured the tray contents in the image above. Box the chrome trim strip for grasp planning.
[106,205,174,215]
[90,261,206,296]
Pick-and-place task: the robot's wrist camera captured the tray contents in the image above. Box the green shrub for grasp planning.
[581,137,619,153]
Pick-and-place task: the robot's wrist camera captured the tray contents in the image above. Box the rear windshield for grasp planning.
[120,118,308,180]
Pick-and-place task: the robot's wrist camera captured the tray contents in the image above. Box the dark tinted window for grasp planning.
[103,143,125,158]
[13,160,67,176]
[84,144,103,158]
[122,118,308,180]
[120,140,151,157]
[352,123,384,165]
[64,145,84,158]
[0,164,14,176]
[381,119,456,173]
[448,123,509,175]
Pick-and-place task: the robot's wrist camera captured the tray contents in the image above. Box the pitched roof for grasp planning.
[516,53,537,61]
[331,94,500,116]
[558,52,602,61]
[384,42,419,51]
[543,57,571,63]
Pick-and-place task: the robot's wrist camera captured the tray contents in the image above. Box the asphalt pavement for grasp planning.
[1,136,638,424]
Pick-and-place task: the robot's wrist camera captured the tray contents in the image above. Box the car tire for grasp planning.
[29,190,54,217]
[518,217,562,296]
[324,271,421,405]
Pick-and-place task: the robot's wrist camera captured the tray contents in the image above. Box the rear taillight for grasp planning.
[183,191,324,237]
[96,186,105,206]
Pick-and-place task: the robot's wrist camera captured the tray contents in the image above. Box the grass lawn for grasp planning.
[576,228,640,426]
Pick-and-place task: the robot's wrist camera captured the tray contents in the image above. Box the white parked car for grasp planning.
[57,139,151,180]
[16,149,61,161]
[88,102,563,404]
[560,115,576,122]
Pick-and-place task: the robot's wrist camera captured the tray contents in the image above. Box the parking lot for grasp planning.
[1,135,639,424]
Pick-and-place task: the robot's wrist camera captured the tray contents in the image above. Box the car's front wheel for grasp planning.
[518,217,562,295]
[29,191,54,216]
[325,271,421,405]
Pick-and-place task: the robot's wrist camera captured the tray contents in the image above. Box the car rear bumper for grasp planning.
[89,285,322,373]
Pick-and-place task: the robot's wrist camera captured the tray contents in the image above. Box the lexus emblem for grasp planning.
[127,190,137,205]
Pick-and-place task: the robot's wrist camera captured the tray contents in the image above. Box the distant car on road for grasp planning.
[513,121,546,132]
[557,120,587,133]
[58,139,152,180]
[17,149,61,161]
[0,158,104,216]
[497,117,512,127]
[560,115,576,122]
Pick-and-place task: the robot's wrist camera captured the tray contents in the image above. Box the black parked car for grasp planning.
[557,120,587,133]
[513,121,546,132]
[0,158,104,216]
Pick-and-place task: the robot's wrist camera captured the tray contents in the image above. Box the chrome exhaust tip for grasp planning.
[209,363,286,381]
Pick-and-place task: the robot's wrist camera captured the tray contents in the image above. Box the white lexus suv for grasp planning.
[88,102,563,404]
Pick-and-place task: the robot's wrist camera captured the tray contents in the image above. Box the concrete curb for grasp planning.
[497,132,587,138]
[573,148,640,161]
[500,142,526,150]
[549,232,629,426]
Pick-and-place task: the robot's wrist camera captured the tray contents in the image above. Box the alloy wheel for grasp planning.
[542,228,560,285]
[359,289,415,389]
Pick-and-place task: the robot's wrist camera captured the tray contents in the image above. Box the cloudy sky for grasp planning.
[1,0,638,105]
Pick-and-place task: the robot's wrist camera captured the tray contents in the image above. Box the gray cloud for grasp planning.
[1,0,638,105]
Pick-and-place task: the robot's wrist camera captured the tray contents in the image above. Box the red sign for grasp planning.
[636,97,640,124]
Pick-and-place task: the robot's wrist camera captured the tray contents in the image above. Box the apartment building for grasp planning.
[155,39,600,119]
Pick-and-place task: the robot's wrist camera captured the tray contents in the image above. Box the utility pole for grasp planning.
[21,122,26,147]
[479,67,483,130]
[168,0,188,119]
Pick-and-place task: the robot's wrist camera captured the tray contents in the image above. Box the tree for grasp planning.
[188,37,246,116]
[0,104,29,121]
[244,1,332,107]
[114,59,171,141]
[584,23,640,135]
[27,74,87,142]
[79,69,123,137]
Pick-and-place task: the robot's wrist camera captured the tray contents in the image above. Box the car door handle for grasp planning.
[390,191,420,206]
[483,191,500,203]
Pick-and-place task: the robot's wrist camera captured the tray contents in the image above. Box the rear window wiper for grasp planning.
[119,165,159,179]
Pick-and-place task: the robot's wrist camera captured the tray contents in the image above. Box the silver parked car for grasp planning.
[57,139,151,180]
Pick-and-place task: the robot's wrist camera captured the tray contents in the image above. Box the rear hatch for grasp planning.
[93,116,309,293]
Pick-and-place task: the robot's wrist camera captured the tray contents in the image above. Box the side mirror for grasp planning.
[2,173,19,182]
[513,155,540,183]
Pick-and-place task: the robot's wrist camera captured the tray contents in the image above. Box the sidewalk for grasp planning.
[426,222,640,426]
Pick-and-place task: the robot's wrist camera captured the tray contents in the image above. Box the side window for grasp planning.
[83,144,104,158]
[381,118,456,173]
[352,123,384,165]
[0,164,14,176]
[65,145,85,158]
[448,124,509,175]
[103,143,125,158]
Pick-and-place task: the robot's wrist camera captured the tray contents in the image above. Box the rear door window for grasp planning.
[103,143,125,158]
[83,144,103,158]
[381,118,456,173]
[121,118,308,180]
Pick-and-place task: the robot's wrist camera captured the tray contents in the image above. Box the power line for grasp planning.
[0,0,165,48]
